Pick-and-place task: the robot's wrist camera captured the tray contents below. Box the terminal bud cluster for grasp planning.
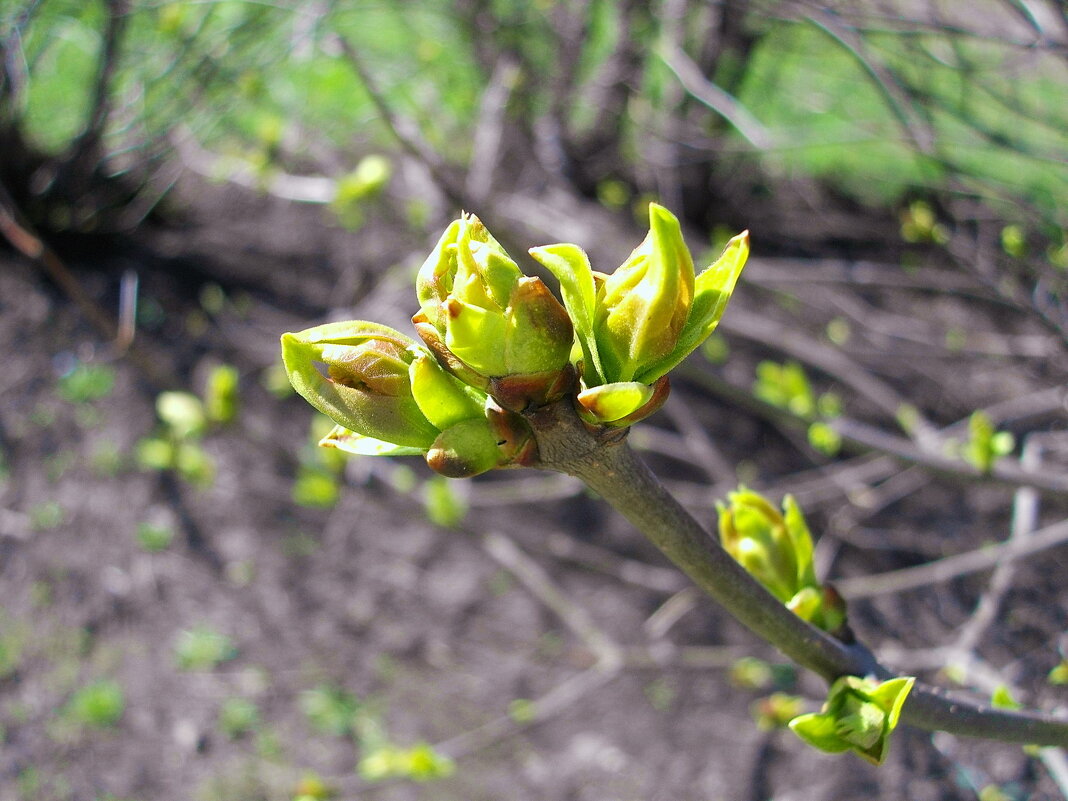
[282,204,748,476]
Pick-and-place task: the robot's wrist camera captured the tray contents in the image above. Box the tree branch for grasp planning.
[524,396,1068,747]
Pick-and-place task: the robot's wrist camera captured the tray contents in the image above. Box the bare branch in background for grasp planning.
[563,0,647,179]
[465,54,520,205]
[804,7,936,157]
[543,0,592,139]
[57,0,130,195]
[0,1,42,114]
[331,33,464,207]
[658,40,774,151]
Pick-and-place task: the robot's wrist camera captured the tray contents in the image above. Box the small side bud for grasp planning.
[484,401,538,467]
[718,489,846,633]
[788,675,915,765]
[426,418,505,479]
[575,375,670,427]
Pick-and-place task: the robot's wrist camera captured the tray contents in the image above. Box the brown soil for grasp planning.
[1,174,1067,801]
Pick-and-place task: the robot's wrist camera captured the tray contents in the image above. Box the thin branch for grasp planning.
[657,40,775,150]
[480,530,622,667]
[742,257,982,293]
[330,33,464,207]
[683,367,1068,497]
[804,8,936,156]
[527,398,868,680]
[621,643,743,669]
[71,0,128,155]
[537,531,687,595]
[826,292,1054,358]
[836,512,1068,601]
[720,307,939,442]
[831,416,1068,496]
[643,587,701,640]
[172,130,338,203]
[434,665,618,760]
[0,179,173,390]
[0,1,42,114]
[903,645,1068,801]
[525,396,1068,746]
[464,54,520,205]
[661,392,736,484]
[950,435,1042,656]
[567,0,646,160]
[769,452,901,510]
[428,531,738,762]
[543,0,592,136]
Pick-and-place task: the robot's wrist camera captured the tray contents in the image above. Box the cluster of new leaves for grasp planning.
[282,205,748,477]
[789,676,915,765]
[717,490,847,636]
[715,493,916,762]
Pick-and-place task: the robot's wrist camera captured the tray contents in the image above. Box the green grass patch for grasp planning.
[66,679,125,728]
[174,626,237,671]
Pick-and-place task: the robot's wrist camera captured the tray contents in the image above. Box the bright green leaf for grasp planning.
[528,242,603,384]
[575,381,655,424]
[991,684,1022,710]
[637,230,748,383]
[318,425,426,457]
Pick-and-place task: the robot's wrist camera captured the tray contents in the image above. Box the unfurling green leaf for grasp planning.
[157,391,207,438]
[331,155,392,229]
[423,476,468,527]
[528,242,603,384]
[319,425,426,457]
[789,675,915,764]
[717,490,845,633]
[1048,661,1068,685]
[531,204,748,424]
[807,421,842,456]
[204,364,240,423]
[991,684,1022,710]
[359,743,455,782]
[754,360,815,417]
[752,692,805,731]
[594,203,694,383]
[962,411,1015,474]
[636,228,749,384]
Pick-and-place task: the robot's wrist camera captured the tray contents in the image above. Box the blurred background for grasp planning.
[1,1,1067,799]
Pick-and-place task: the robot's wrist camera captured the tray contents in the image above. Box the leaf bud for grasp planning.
[593,203,694,383]
[788,675,915,764]
[413,214,573,409]
[574,375,670,427]
[531,204,748,429]
[717,489,847,633]
[281,321,440,449]
[426,418,508,479]
[717,490,802,603]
